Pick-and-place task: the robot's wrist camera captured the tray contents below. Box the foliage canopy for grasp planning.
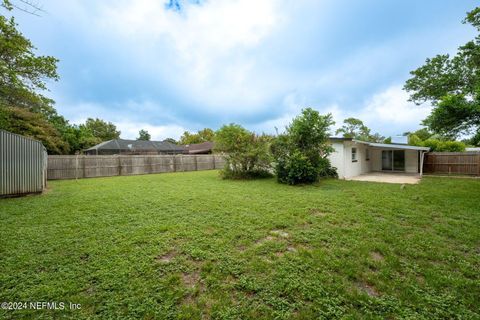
[404,7,480,144]
[214,124,272,179]
[272,108,337,185]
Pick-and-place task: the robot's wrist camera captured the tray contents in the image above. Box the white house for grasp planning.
[328,138,430,179]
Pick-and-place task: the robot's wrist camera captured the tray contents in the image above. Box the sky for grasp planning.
[12,0,479,140]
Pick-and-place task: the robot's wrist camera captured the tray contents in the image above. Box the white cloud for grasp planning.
[115,121,186,140]
[251,85,431,137]
[95,0,284,112]
[357,85,431,133]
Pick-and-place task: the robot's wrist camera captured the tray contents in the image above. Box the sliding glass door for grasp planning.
[382,150,405,171]
[393,150,405,171]
[382,150,392,170]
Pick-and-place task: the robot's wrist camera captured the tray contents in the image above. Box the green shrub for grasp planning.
[272,108,336,185]
[214,124,272,179]
[422,139,466,152]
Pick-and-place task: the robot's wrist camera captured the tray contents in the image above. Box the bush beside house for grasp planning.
[271,108,337,185]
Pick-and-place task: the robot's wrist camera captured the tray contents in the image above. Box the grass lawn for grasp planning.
[0,171,479,319]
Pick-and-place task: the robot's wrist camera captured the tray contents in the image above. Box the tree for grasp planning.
[0,1,76,153]
[214,124,272,179]
[179,128,215,145]
[0,3,122,154]
[0,10,58,112]
[272,108,336,185]
[163,137,177,144]
[407,127,466,152]
[81,118,120,141]
[335,117,384,142]
[404,7,480,140]
[0,106,68,154]
[336,118,370,139]
[137,129,151,141]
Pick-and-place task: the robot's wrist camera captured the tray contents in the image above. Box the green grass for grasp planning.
[0,171,479,319]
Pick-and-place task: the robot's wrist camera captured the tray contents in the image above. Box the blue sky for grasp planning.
[13,0,478,140]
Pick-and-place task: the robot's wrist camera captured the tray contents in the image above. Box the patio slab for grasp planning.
[347,172,421,184]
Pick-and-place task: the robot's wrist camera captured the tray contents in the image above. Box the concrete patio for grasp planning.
[346,172,421,184]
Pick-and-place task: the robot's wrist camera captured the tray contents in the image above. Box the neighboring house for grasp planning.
[466,147,480,152]
[184,141,214,154]
[328,137,430,179]
[85,139,185,155]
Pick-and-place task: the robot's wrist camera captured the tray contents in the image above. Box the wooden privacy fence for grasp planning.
[424,152,480,176]
[48,154,225,180]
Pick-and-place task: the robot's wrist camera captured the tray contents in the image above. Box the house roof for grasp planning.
[329,137,430,151]
[184,141,214,154]
[85,139,185,152]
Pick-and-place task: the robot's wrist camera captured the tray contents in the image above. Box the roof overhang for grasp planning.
[330,137,430,151]
[365,142,430,151]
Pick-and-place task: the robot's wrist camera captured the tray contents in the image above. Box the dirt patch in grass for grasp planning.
[256,235,275,245]
[182,270,201,289]
[287,246,297,252]
[274,245,299,258]
[155,250,176,263]
[357,282,380,297]
[237,245,247,252]
[370,251,384,262]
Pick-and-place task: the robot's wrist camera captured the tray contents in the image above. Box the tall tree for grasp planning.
[404,7,480,144]
[0,8,58,112]
[336,118,370,139]
[81,118,120,141]
[179,128,215,145]
[137,129,151,141]
[335,117,384,142]
[0,2,70,153]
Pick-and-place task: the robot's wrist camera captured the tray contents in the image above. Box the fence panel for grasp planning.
[424,152,480,176]
[47,154,225,180]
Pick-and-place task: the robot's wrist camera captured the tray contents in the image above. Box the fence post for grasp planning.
[118,155,122,176]
[212,155,216,169]
[83,155,86,178]
[75,154,79,180]
[194,155,198,171]
[172,154,176,172]
[478,154,480,176]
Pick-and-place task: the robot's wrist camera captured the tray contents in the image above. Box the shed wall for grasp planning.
[0,130,47,196]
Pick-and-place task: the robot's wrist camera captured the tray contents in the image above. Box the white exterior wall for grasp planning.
[328,141,372,179]
[343,141,371,178]
[328,142,345,179]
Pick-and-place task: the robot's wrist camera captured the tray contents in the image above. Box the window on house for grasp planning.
[352,147,357,162]
[366,148,370,161]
